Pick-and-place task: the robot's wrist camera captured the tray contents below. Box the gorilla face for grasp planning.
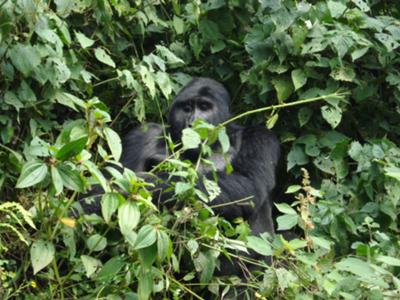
[168,78,231,142]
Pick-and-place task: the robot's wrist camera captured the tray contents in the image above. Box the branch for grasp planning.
[221,91,349,127]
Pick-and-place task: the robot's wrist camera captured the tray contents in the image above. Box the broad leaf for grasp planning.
[75,31,95,48]
[181,128,201,150]
[31,240,55,274]
[118,202,140,235]
[58,164,84,192]
[56,136,88,161]
[81,255,102,278]
[16,161,48,188]
[94,48,116,68]
[101,192,122,224]
[104,128,122,161]
[9,44,41,76]
[87,234,107,252]
[134,225,157,250]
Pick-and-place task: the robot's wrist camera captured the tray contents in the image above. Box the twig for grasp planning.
[168,276,205,300]
[209,196,253,209]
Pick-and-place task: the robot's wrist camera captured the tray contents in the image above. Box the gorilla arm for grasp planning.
[201,127,280,232]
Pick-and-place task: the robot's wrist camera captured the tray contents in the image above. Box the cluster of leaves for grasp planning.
[1,0,400,299]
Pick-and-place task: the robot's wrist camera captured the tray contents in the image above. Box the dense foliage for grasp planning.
[1,0,400,299]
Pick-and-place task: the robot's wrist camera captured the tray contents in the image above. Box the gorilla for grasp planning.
[81,78,280,276]
[121,78,280,236]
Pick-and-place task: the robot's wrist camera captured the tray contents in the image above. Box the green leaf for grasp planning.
[277,214,298,231]
[298,107,313,127]
[56,136,88,161]
[138,269,153,300]
[173,15,185,34]
[352,0,370,12]
[310,235,332,250]
[4,91,23,111]
[157,230,170,261]
[330,66,355,82]
[181,128,201,150]
[247,236,273,256]
[285,185,302,194]
[321,105,342,129]
[351,47,369,61]
[266,113,279,129]
[84,161,109,192]
[81,255,102,278]
[95,257,124,282]
[138,65,156,98]
[104,128,122,161]
[291,69,307,91]
[272,77,294,102]
[156,45,184,67]
[375,33,399,52]
[376,255,400,266]
[336,257,373,277]
[9,44,41,76]
[217,127,230,153]
[139,244,157,269]
[30,240,55,274]
[203,177,221,201]
[275,203,297,215]
[58,164,84,192]
[134,225,157,250]
[199,19,223,41]
[287,145,309,170]
[101,192,122,224]
[118,202,140,235]
[75,31,95,48]
[189,33,203,60]
[384,166,400,181]
[51,165,63,195]
[327,0,347,19]
[155,71,172,99]
[195,251,215,283]
[54,92,86,111]
[87,234,107,252]
[289,238,308,249]
[16,161,48,189]
[94,48,116,68]
[175,182,192,195]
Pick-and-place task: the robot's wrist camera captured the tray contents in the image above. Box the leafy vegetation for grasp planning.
[1,0,400,299]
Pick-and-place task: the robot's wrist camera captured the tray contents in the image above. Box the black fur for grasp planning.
[121,123,167,172]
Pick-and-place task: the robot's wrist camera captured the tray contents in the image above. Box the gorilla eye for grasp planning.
[181,104,192,113]
[198,102,212,111]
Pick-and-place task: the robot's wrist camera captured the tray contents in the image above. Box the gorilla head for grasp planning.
[168,77,231,142]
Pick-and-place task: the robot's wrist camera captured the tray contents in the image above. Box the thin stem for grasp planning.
[93,76,119,87]
[110,94,135,128]
[52,259,64,300]
[209,196,253,209]
[50,192,77,240]
[168,276,204,300]
[200,243,268,269]
[221,91,349,127]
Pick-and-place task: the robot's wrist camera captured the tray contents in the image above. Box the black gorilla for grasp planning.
[121,78,280,236]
